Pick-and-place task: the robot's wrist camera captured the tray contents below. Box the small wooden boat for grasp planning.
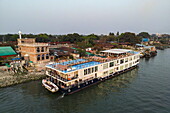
[42,79,59,93]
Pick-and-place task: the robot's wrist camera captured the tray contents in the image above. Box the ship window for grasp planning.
[129,63,132,67]
[129,57,132,61]
[117,67,119,70]
[95,66,98,72]
[125,58,128,62]
[109,69,114,74]
[42,54,44,60]
[92,67,94,73]
[103,63,108,69]
[120,65,124,70]
[109,62,114,67]
[46,54,49,59]
[120,59,124,64]
[103,71,108,76]
[117,60,119,63]
[88,68,91,74]
[84,69,87,75]
[95,73,97,78]
[37,47,40,52]
[125,64,128,68]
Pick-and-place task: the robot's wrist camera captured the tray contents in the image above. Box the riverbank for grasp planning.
[0,71,46,88]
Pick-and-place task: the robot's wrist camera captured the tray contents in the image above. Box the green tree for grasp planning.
[36,34,50,42]
[118,32,141,45]
[57,33,83,43]
[109,32,114,36]
[116,31,119,36]
[138,32,150,38]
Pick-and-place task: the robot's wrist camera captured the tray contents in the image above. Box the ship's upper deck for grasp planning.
[46,49,140,73]
[101,49,136,54]
[46,59,101,73]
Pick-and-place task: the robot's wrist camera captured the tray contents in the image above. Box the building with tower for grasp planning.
[17,31,51,63]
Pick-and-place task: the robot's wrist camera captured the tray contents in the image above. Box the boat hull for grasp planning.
[59,65,138,95]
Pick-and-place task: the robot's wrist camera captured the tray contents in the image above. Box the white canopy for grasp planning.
[101,49,132,54]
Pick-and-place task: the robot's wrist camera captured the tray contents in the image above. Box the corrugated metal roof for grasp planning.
[0,46,17,56]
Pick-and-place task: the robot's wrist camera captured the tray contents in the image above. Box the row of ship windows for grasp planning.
[116,55,139,64]
[103,62,114,69]
[84,55,139,75]
[84,59,140,76]
[103,55,139,69]
[84,66,98,75]
[103,60,140,75]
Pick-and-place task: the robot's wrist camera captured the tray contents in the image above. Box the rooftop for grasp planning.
[101,49,133,54]
[18,43,49,47]
[46,59,101,73]
[0,46,17,57]
[46,49,140,73]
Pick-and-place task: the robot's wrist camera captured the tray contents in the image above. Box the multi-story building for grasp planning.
[17,38,50,63]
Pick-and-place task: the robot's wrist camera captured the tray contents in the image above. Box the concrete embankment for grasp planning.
[0,71,46,88]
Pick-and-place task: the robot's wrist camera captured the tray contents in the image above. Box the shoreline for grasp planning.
[0,71,46,88]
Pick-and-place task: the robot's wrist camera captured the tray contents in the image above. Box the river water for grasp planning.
[0,49,170,113]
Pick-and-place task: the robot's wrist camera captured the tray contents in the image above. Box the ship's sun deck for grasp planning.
[63,61,101,73]
[46,59,101,73]
[46,49,140,73]
[57,59,86,66]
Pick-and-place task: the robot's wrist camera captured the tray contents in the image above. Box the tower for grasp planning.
[18,31,22,39]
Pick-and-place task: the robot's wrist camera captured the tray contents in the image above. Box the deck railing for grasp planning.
[46,71,78,82]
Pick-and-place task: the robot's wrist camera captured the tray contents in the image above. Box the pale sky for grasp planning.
[0,0,170,34]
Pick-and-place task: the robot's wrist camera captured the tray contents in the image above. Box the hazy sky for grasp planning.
[0,0,170,35]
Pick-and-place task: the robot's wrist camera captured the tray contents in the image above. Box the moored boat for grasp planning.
[42,79,59,92]
[42,49,140,95]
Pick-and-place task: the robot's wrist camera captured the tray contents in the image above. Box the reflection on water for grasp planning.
[0,66,142,113]
[97,68,138,95]
[2,68,139,113]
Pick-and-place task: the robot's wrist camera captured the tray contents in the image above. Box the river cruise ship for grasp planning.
[42,49,140,95]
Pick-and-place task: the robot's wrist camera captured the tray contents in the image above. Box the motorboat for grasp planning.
[42,79,59,93]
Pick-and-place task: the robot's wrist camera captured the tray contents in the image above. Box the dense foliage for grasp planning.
[137,32,150,38]
[118,32,142,45]
[0,32,169,48]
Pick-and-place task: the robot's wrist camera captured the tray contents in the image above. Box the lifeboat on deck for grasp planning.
[42,79,59,93]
